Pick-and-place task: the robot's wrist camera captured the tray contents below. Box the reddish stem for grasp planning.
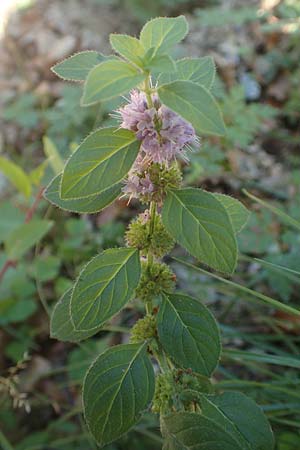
[0,260,17,282]
[25,187,45,223]
[0,186,45,283]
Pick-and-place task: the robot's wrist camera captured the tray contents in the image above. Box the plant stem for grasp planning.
[146,201,157,314]
[0,186,45,284]
[143,75,169,374]
[144,75,154,108]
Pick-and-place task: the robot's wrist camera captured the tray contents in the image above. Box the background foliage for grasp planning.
[0,0,299,449]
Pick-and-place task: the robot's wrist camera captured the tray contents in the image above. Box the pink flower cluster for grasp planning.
[118,90,198,200]
[119,90,197,164]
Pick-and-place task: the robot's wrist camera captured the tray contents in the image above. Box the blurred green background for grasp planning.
[0,0,300,449]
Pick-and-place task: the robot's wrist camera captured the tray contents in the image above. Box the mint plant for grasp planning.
[46,16,274,449]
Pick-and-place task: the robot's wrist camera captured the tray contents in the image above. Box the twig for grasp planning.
[0,187,45,283]
[25,187,45,223]
[0,260,16,283]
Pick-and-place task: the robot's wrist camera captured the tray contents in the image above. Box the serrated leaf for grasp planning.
[158,80,226,136]
[5,220,53,259]
[71,247,140,331]
[140,16,188,56]
[60,127,139,200]
[51,51,108,81]
[145,54,176,74]
[213,193,250,233]
[163,392,274,450]
[83,342,155,446]
[162,188,237,273]
[50,289,102,342]
[109,34,145,67]
[44,173,121,214]
[0,156,31,198]
[81,59,146,105]
[159,56,215,90]
[43,136,64,175]
[158,293,220,376]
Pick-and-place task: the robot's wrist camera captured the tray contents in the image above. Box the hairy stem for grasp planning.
[142,77,170,374]
[143,75,154,108]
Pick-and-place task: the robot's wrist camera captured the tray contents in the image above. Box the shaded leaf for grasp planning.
[50,289,102,342]
[213,193,250,233]
[158,80,226,136]
[60,127,139,200]
[159,56,215,90]
[158,293,220,376]
[109,34,145,67]
[44,173,121,213]
[51,51,108,81]
[163,391,274,449]
[162,188,237,273]
[83,343,155,446]
[81,59,146,105]
[140,16,188,55]
[70,247,140,331]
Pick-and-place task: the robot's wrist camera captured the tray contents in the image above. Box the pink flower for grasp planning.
[118,91,198,165]
[118,89,199,200]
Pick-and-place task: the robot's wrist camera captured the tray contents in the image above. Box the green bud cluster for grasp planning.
[174,369,212,396]
[126,212,174,258]
[136,261,176,303]
[146,162,182,205]
[153,369,213,414]
[152,371,175,414]
[130,314,157,343]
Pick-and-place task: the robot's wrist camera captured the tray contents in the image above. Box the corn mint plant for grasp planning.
[46,15,274,449]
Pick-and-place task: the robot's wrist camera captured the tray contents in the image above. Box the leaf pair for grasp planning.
[162,188,249,274]
[52,16,188,105]
[50,247,140,342]
[82,16,188,105]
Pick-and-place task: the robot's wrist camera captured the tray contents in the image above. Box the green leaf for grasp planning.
[158,80,226,136]
[44,173,121,213]
[162,188,237,273]
[5,220,53,259]
[0,156,31,198]
[81,59,146,105]
[60,127,139,200]
[158,293,220,376]
[109,34,145,67]
[213,193,250,233]
[70,247,140,331]
[43,136,64,175]
[145,54,176,74]
[51,51,108,81]
[83,342,155,446]
[50,289,102,342]
[163,392,274,450]
[159,56,216,90]
[140,16,188,56]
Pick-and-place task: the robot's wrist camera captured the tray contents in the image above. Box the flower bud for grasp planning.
[136,261,175,303]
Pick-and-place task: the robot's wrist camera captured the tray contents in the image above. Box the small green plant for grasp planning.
[47,16,274,448]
